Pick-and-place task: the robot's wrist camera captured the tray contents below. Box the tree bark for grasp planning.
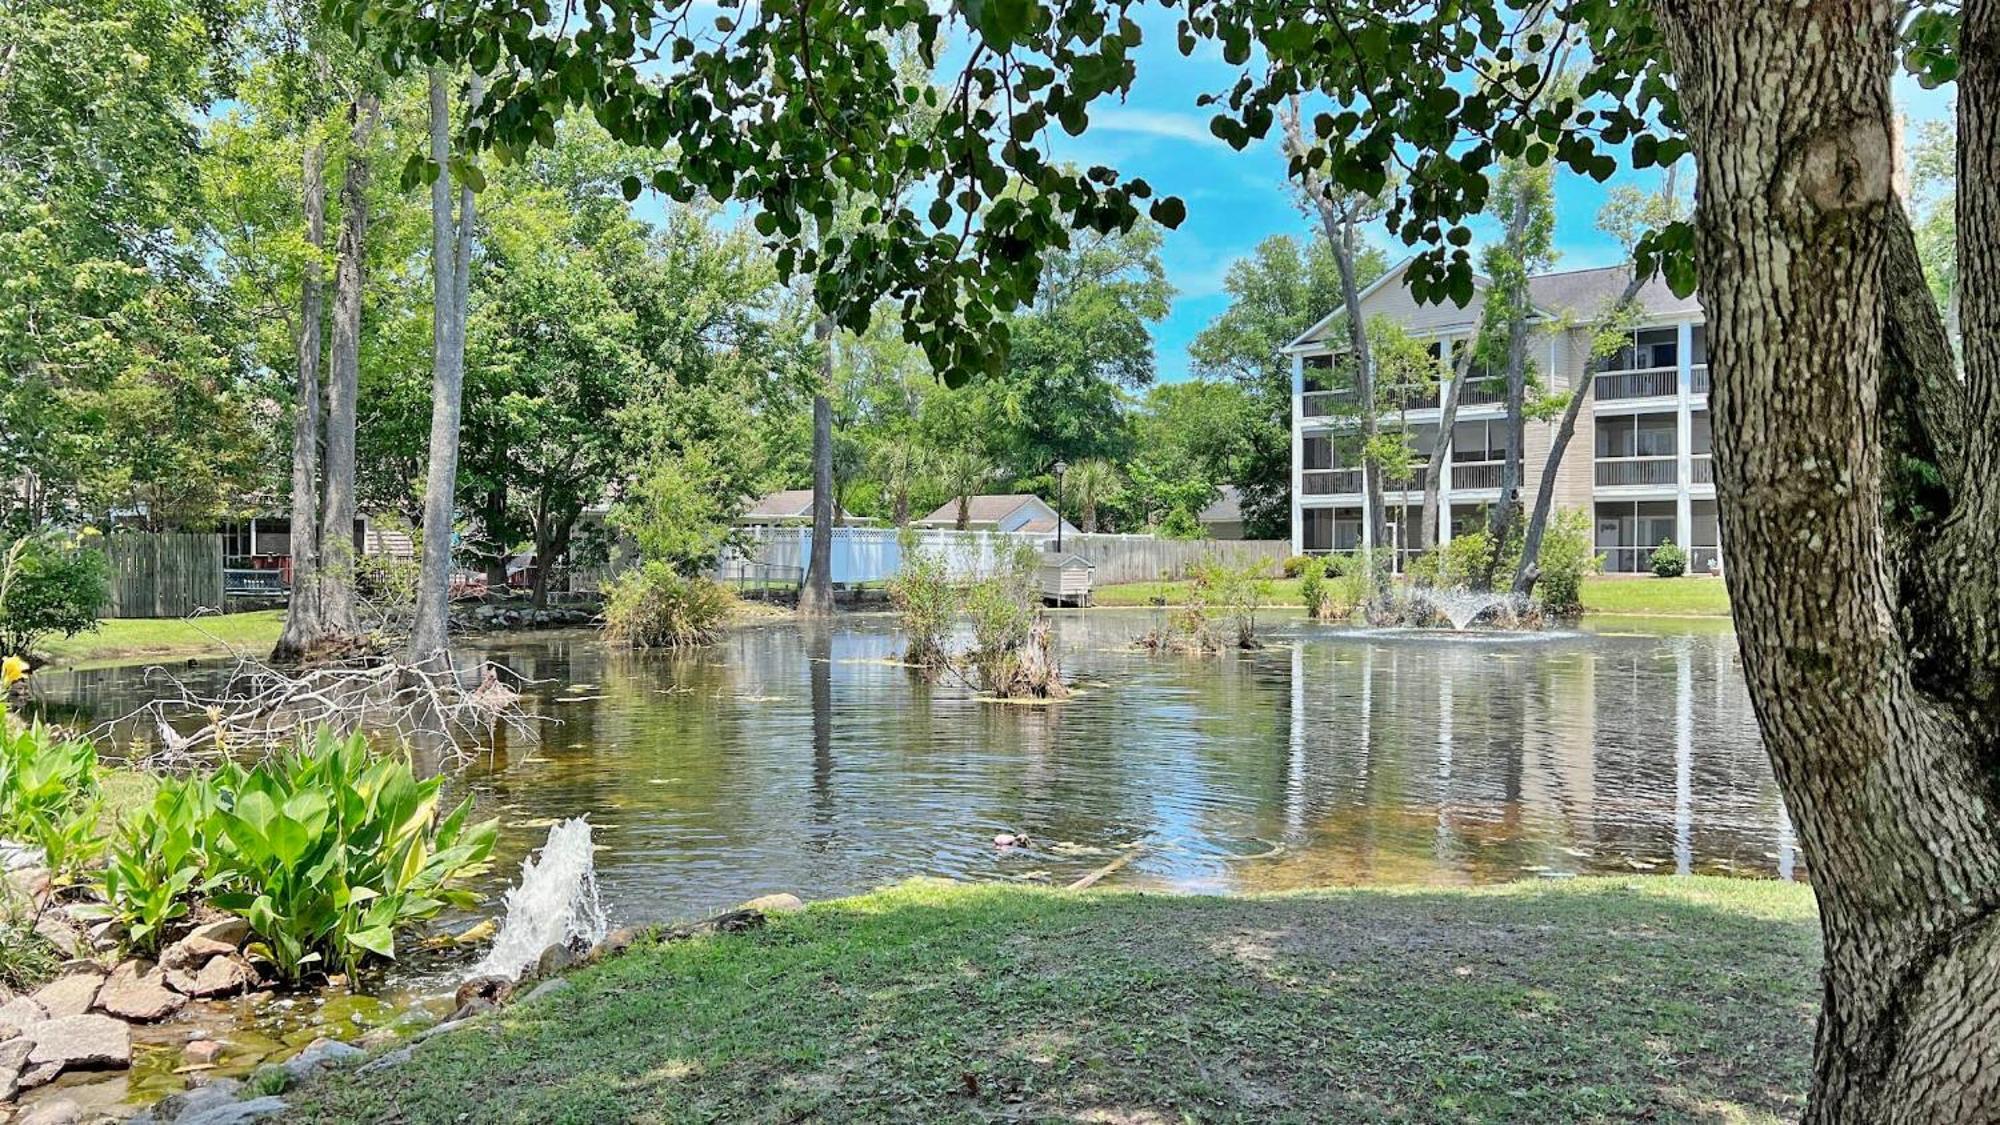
[798,316,836,617]
[1512,271,1648,596]
[408,69,482,669]
[1655,2,2000,1120]
[1477,189,1532,592]
[318,94,379,640]
[1419,341,1474,553]
[274,140,328,663]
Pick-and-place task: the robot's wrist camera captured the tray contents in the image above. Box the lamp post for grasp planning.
[1053,459,1068,553]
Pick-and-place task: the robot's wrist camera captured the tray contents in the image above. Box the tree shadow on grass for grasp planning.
[292,877,1819,1124]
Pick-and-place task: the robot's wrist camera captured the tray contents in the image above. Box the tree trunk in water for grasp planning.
[1512,271,1648,596]
[274,141,328,663]
[318,95,379,640]
[1418,341,1473,553]
[409,69,482,669]
[1656,2,2000,1120]
[799,318,836,616]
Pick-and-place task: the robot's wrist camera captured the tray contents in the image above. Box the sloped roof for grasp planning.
[916,494,1049,525]
[1197,486,1243,524]
[742,489,855,521]
[1016,517,1060,534]
[1526,264,1702,321]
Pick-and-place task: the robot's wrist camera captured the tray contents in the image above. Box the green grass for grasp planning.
[291,876,1818,1124]
[35,610,286,669]
[1093,575,1733,619]
[1578,576,1732,618]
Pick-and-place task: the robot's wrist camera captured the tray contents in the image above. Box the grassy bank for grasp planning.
[292,876,1817,1124]
[1093,574,1732,619]
[36,610,286,668]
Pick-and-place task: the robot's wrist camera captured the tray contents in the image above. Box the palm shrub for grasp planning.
[604,562,735,648]
[201,731,498,981]
[0,713,103,884]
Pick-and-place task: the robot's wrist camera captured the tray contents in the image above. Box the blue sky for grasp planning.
[1031,21,1960,383]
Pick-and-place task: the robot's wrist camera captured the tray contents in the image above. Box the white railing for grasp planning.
[1691,455,1714,485]
[1596,456,1680,487]
[1301,391,1348,418]
[1449,460,1504,490]
[1595,365,1678,401]
[1691,364,1710,396]
[1303,469,1363,496]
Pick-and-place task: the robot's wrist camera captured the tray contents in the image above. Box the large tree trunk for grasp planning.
[1512,271,1648,596]
[274,141,328,663]
[799,316,836,617]
[1657,2,2000,1121]
[1418,341,1473,553]
[1332,214,1388,568]
[1477,190,1532,592]
[318,94,379,640]
[408,69,482,669]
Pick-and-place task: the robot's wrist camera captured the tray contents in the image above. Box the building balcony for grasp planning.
[1595,455,1680,487]
[1448,460,1504,490]
[1302,466,1430,497]
[1691,454,1713,485]
[1594,365,1678,401]
[1691,364,1710,396]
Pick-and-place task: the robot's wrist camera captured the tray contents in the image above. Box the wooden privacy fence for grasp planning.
[103,533,224,618]
[719,527,1287,587]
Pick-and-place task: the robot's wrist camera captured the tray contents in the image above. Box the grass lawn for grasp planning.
[291,876,1818,1124]
[1094,574,1733,619]
[1577,576,1732,618]
[35,609,285,669]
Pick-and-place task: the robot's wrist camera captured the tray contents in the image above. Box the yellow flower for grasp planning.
[2,656,27,688]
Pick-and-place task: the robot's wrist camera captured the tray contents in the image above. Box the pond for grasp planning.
[31,610,1796,944]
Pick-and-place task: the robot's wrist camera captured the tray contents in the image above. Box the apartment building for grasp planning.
[1286,260,1720,575]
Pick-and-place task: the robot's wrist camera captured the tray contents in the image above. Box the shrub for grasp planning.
[201,731,498,981]
[964,547,1063,697]
[85,776,216,953]
[604,562,734,648]
[0,533,108,657]
[887,536,957,670]
[1650,539,1688,578]
[0,712,103,884]
[1535,508,1602,617]
[1281,555,1319,579]
[1297,557,1328,618]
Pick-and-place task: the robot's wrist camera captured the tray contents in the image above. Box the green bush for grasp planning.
[1650,539,1688,578]
[964,546,1047,694]
[0,712,103,884]
[85,776,216,953]
[887,536,957,669]
[202,731,497,981]
[0,533,108,657]
[1533,509,1602,618]
[1281,555,1319,579]
[604,563,734,648]
[1296,557,1328,618]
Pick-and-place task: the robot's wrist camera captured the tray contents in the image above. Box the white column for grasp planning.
[1290,353,1305,555]
[1674,639,1694,876]
[1674,321,1694,553]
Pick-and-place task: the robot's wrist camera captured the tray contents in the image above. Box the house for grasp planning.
[1286,260,1719,575]
[218,514,411,595]
[736,489,860,527]
[1039,552,1095,607]
[1197,487,1246,540]
[913,494,1081,538]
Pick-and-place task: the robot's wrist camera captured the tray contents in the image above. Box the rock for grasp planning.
[29,973,103,1019]
[96,960,185,1022]
[0,840,39,871]
[532,943,576,978]
[176,1096,289,1125]
[85,921,123,953]
[26,1013,131,1072]
[0,995,47,1039]
[591,926,644,960]
[443,996,497,1025]
[281,1037,363,1081]
[737,893,805,914]
[144,1077,242,1122]
[452,976,513,1011]
[357,1045,413,1074]
[16,1097,83,1125]
[356,1027,399,1050]
[162,933,237,972]
[183,1039,224,1066]
[31,915,85,959]
[0,1037,34,1100]
[522,978,572,1004]
[185,955,259,998]
[185,917,251,949]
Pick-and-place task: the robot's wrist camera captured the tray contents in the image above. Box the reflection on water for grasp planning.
[28,612,1793,932]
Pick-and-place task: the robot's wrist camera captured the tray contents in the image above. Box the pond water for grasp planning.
[31,610,1796,944]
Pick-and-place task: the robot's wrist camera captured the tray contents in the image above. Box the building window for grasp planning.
[1452,419,1512,463]
[1596,415,1678,458]
[1302,508,1334,551]
[1303,436,1333,471]
[1606,326,1681,372]
[1691,411,1712,456]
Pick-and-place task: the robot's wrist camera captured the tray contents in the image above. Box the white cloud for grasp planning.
[1089,108,1228,149]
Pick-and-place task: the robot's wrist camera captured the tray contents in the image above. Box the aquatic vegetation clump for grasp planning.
[965,546,1066,698]
[887,537,957,670]
[604,562,735,648]
[1137,558,1273,653]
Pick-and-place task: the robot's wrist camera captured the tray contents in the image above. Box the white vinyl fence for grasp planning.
[717,527,1287,588]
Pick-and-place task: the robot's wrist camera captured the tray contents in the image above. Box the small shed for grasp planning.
[1039,552,1095,607]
